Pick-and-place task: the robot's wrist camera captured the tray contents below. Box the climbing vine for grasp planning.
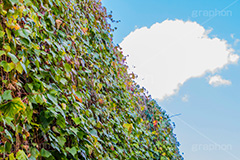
[0,0,182,159]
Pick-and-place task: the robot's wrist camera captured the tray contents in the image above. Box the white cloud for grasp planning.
[230,33,240,46]
[228,53,239,64]
[120,19,239,100]
[234,39,240,46]
[208,75,232,87]
[182,95,189,102]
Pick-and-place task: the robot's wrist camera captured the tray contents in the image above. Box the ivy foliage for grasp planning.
[0,0,183,159]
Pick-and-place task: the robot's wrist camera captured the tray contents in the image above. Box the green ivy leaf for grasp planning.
[66,147,77,156]
[90,129,98,137]
[30,147,40,159]
[7,52,19,63]
[2,90,12,101]
[16,150,27,160]
[60,78,68,85]
[4,129,13,143]
[0,97,25,118]
[40,148,51,158]
[64,63,71,72]
[57,136,66,147]
[0,61,15,72]
[4,141,12,153]
[35,94,44,104]
[20,61,27,74]
[0,50,6,56]
[0,31,5,38]
[16,62,23,74]
[47,94,58,105]
[3,44,11,52]
[26,105,33,122]
[72,117,81,125]
[56,114,66,128]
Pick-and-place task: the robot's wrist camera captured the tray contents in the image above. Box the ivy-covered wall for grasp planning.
[0,0,182,159]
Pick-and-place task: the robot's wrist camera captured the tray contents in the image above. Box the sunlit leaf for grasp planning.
[0,98,25,118]
[16,62,23,73]
[0,61,15,72]
[16,150,27,160]
[7,52,19,63]
[0,31,5,38]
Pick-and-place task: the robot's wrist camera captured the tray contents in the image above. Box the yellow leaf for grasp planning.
[9,153,15,160]
[92,136,98,146]
[98,83,102,90]
[19,5,25,12]
[123,123,133,133]
[61,51,66,56]
[21,46,27,50]
[72,85,76,91]
[3,44,11,52]
[82,28,88,34]
[0,98,25,118]
[16,62,23,74]
[14,24,21,30]
[61,103,66,110]
[71,35,76,41]
[25,131,30,137]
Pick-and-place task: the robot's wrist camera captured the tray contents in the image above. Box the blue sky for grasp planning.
[102,0,240,160]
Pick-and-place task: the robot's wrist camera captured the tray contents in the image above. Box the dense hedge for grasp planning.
[0,0,182,159]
